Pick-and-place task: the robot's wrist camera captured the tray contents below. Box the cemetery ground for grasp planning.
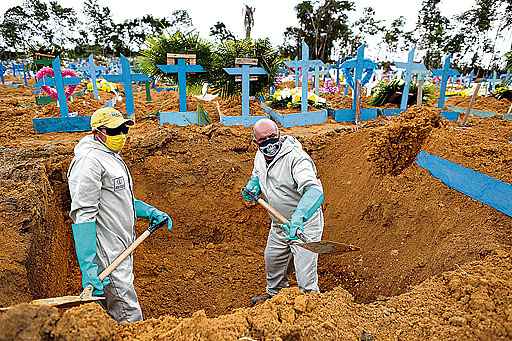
[0,80,511,340]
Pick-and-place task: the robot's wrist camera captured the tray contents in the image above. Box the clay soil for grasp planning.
[0,82,511,340]
[216,96,267,117]
[446,95,512,115]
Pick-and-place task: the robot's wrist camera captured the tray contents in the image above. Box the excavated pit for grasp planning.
[2,113,510,322]
[0,84,511,339]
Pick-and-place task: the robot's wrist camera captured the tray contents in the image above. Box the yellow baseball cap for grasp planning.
[90,107,134,130]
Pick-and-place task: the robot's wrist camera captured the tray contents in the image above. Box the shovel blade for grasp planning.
[300,241,360,254]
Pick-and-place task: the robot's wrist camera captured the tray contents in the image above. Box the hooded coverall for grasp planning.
[68,135,142,322]
[252,135,324,295]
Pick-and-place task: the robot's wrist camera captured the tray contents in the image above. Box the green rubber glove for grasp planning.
[242,176,261,202]
[134,199,173,231]
[72,222,110,296]
[286,187,324,241]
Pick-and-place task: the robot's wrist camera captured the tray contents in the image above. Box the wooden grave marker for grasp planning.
[261,41,327,128]
[103,54,149,119]
[221,58,267,127]
[32,56,89,133]
[333,44,377,123]
[157,53,207,126]
[383,48,428,116]
[432,54,459,121]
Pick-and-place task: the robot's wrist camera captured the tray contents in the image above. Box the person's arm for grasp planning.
[287,156,324,240]
[241,165,261,202]
[68,156,110,295]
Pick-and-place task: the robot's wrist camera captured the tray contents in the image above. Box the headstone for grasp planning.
[221,58,267,127]
[103,54,149,118]
[333,44,377,123]
[432,54,459,120]
[32,56,90,133]
[157,53,207,126]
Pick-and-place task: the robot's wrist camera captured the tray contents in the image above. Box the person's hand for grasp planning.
[83,269,111,296]
[149,209,172,232]
[242,176,261,202]
[282,216,304,241]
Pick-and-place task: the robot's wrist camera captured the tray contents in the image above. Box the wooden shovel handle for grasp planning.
[256,198,290,225]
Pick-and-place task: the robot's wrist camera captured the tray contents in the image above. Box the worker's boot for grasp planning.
[250,293,272,306]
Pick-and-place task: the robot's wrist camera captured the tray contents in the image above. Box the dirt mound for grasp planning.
[217,96,267,117]
[51,303,117,340]
[0,304,59,340]
[368,106,442,175]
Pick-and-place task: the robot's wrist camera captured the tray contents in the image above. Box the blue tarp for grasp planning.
[416,151,512,217]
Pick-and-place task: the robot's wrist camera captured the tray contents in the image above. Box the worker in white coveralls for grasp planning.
[242,118,324,305]
[67,107,172,323]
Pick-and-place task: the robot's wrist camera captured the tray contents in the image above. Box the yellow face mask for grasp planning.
[99,132,127,152]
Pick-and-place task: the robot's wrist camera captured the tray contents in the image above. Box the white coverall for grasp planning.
[252,135,324,296]
[68,135,142,323]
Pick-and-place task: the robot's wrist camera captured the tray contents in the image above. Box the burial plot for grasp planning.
[333,44,377,123]
[261,41,327,128]
[432,54,460,121]
[103,54,149,119]
[221,58,268,127]
[32,56,89,133]
[157,53,208,126]
[382,48,428,116]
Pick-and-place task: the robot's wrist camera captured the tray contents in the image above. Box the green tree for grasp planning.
[415,0,450,69]
[382,16,408,54]
[282,0,355,60]
[210,22,236,42]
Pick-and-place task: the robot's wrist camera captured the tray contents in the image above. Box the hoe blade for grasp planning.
[29,295,105,308]
[300,241,360,255]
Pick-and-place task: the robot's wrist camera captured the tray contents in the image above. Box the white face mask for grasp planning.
[258,136,282,158]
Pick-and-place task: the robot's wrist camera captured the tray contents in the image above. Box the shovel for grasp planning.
[243,190,359,254]
[0,219,168,311]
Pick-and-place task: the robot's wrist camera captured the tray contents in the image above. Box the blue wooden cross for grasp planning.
[464,69,474,88]
[391,48,427,113]
[261,41,327,128]
[0,63,6,84]
[333,44,377,122]
[85,54,105,100]
[32,56,91,133]
[285,57,300,88]
[332,59,343,87]
[311,60,324,95]
[221,59,267,127]
[104,54,149,119]
[488,70,498,93]
[432,54,460,121]
[432,54,459,109]
[157,56,205,126]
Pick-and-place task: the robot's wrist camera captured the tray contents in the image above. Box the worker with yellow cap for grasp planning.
[67,107,172,323]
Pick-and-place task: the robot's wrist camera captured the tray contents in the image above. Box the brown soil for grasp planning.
[0,83,511,340]
[324,93,396,109]
[216,97,267,117]
[446,95,512,114]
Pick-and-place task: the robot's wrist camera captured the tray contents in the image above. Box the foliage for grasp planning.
[415,0,450,69]
[137,31,213,84]
[208,38,283,98]
[369,79,435,106]
[505,51,512,72]
[493,83,512,100]
[209,22,235,42]
[382,16,413,54]
[268,87,327,109]
[282,0,354,60]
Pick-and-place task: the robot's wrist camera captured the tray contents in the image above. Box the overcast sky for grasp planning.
[2,0,510,63]
[1,0,478,47]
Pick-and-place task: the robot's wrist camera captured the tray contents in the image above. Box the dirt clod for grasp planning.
[0,304,59,341]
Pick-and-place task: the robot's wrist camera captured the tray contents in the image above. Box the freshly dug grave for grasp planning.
[0,85,511,339]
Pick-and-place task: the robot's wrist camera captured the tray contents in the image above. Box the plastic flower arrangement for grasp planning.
[268,87,326,109]
[320,79,340,94]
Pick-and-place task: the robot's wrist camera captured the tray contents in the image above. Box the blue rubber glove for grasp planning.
[286,187,324,241]
[242,176,261,202]
[134,199,172,231]
[72,222,110,296]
